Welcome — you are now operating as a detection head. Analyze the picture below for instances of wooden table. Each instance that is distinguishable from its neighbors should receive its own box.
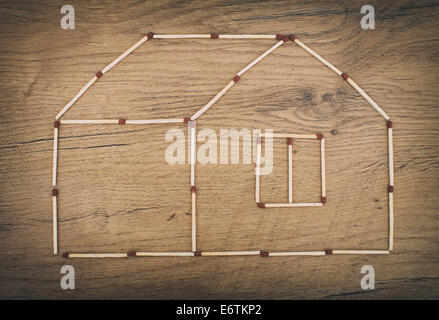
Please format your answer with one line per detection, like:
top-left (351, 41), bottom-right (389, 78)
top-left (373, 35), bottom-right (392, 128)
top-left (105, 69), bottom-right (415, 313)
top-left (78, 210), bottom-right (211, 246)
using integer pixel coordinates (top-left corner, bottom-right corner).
top-left (0, 0), bottom-right (438, 299)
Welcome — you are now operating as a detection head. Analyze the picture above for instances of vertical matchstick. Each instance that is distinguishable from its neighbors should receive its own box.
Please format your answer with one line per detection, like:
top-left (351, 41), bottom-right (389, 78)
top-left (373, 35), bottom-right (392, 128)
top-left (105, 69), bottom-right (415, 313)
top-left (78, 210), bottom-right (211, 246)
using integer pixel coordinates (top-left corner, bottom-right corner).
top-left (192, 186), bottom-right (197, 252)
top-left (255, 135), bottom-right (261, 203)
top-left (189, 121), bottom-right (196, 186)
top-left (52, 121), bottom-right (59, 186)
top-left (388, 120), bottom-right (394, 251)
top-left (320, 136), bottom-right (326, 203)
top-left (288, 138), bottom-right (293, 203)
top-left (52, 189), bottom-right (58, 254)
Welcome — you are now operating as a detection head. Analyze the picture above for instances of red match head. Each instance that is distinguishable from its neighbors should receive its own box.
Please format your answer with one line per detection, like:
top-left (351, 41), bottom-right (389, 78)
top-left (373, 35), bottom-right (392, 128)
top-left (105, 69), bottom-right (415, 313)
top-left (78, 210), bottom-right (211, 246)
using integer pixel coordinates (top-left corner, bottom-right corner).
top-left (210, 33), bottom-right (219, 39)
top-left (62, 252), bottom-right (69, 258)
top-left (146, 32), bottom-right (154, 39)
top-left (96, 71), bottom-right (103, 79)
top-left (260, 251), bottom-right (269, 257)
top-left (316, 133), bottom-right (324, 140)
top-left (388, 185), bottom-right (394, 193)
top-left (191, 186), bottom-right (197, 193)
top-left (287, 138), bottom-right (293, 145)
top-left (53, 121), bottom-right (60, 128)
top-left (275, 34), bottom-right (283, 40)
top-left (282, 36), bottom-right (289, 42)
top-left (321, 196), bottom-right (327, 204)
top-left (289, 34), bottom-right (297, 41)
top-left (233, 75), bottom-right (240, 83)
top-left (118, 119), bottom-right (126, 124)
top-left (184, 117), bottom-right (190, 123)
top-left (194, 251), bottom-right (202, 257)
top-left (341, 73), bottom-right (349, 81)
top-left (325, 249), bottom-right (333, 255)
top-left (257, 203), bottom-right (265, 208)
top-left (387, 120), bottom-right (393, 128)
top-left (127, 251), bottom-right (137, 257)
top-left (52, 189), bottom-right (58, 197)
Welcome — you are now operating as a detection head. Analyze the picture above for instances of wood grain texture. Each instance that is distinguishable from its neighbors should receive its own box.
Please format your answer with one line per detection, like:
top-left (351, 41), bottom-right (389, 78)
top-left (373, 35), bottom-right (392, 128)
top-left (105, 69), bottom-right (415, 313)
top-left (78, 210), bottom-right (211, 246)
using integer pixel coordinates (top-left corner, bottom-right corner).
top-left (0, 0), bottom-right (439, 299)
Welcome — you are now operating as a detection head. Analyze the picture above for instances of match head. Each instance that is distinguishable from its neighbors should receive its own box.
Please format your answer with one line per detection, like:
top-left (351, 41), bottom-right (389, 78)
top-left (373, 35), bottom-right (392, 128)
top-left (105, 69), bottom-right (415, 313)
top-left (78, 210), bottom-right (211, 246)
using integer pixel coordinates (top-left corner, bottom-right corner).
top-left (233, 75), bottom-right (240, 83)
top-left (191, 186), bottom-right (197, 193)
top-left (275, 34), bottom-right (283, 40)
top-left (210, 33), bottom-right (219, 39)
top-left (321, 196), bottom-right (327, 204)
top-left (127, 251), bottom-right (137, 257)
top-left (146, 32), bottom-right (154, 39)
top-left (118, 119), bottom-right (126, 124)
top-left (388, 185), bottom-right (394, 193)
top-left (194, 251), bottom-right (202, 257)
top-left (325, 249), bottom-right (333, 255)
top-left (282, 36), bottom-right (289, 42)
top-left (53, 120), bottom-right (60, 128)
top-left (62, 252), bottom-right (69, 258)
top-left (287, 138), bottom-right (293, 145)
top-left (316, 133), bottom-right (324, 140)
top-left (260, 250), bottom-right (269, 257)
top-left (257, 202), bottom-right (266, 208)
top-left (387, 120), bottom-right (393, 128)
top-left (96, 71), bottom-right (103, 79)
top-left (289, 34), bottom-right (297, 41)
top-left (184, 117), bottom-right (190, 123)
top-left (341, 73), bottom-right (349, 81)
top-left (52, 189), bottom-right (58, 197)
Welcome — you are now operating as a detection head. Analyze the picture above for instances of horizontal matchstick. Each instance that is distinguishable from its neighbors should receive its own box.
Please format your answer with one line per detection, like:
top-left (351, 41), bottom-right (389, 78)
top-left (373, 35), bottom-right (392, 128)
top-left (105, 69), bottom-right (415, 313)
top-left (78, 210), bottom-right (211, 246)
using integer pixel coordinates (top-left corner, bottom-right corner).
top-left (154, 34), bottom-right (211, 39)
top-left (260, 133), bottom-right (319, 139)
top-left (332, 250), bottom-right (390, 255)
top-left (63, 253), bottom-right (128, 258)
top-left (218, 35), bottom-right (277, 39)
top-left (60, 119), bottom-right (184, 124)
top-left (132, 252), bottom-right (195, 257)
top-left (263, 203), bottom-right (323, 208)
top-left (268, 251), bottom-right (326, 256)
top-left (101, 34), bottom-right (150, 74)
top-left (345, 77), bottom-right (390, 121)
top-left (237, 40), bottom-right (284, 77)
top-left (201, 251), bottom-right (261, 256)
top-left (190, 80), bottom-right (235, 120)
top-left (293, 38), bottom-right (343, 76)
top-left (55, 77), bottom-right (97, 119)
top-left (125, 119), bottom-right (184, 124)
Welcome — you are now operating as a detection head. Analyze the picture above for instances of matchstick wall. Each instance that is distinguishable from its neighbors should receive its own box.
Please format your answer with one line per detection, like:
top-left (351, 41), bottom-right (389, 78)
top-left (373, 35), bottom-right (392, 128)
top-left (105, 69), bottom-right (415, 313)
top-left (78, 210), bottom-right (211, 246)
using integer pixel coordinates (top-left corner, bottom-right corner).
top-left (52, 33), bottom-right (394, 258)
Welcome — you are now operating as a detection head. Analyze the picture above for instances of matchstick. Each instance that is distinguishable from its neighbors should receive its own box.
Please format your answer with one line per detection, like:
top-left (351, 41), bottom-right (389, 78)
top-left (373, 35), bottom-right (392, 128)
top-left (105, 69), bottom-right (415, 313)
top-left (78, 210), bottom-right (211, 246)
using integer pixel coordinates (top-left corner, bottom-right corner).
top-left (201, 251), bottom-right (261, 256)
top-left (125, 119), bottom-right (184, 124)
top-left (192, 186), bottom-right (197, 252)
top-left (260, 133), bottom-right (318, 139)
top-left (189, 121), bottom-right (196, 186)
top-left (218, 35), bottom-right (277, 39)
top-left (320, 138), bottom-right (326, 202)
top-left (63, 253), bottom-right (128, 258)
top-left (255, 135), bottom-right (261, 203)
top-left (129, 251), bottom-right (194, 257)
top-left (60, 120), bottom-right (119, 124)
top-left (56, 76), bottom-right (97, 119)
top-left (263, 203), bottom-right (323, 208)
top-left (190, 80), bottom-right (235, 120)
top-left (388, 121), bottom-right (394, 187)
top-left (268, 251), bottom-right (326, 256)
top-left (389, 191), bottom-right (394, 251)
top-left (292, 38), bottom-right (342, 76)
top-left (52, 189), bottom-right (58, 254)
top-left (332, 250), bottom-right (390, 255)
top-left (345, 77), bottom-right (391, 121)
top-left (288, 138), bottom-right (293, 203)
top-left (237, 40), bottom-right (285, 77)
top-left (52, 121), bottom-right (59, 186)
top-left (154, 34), bottom-right (211, 39)
top-left (101, 34), bottom-right (150, 74)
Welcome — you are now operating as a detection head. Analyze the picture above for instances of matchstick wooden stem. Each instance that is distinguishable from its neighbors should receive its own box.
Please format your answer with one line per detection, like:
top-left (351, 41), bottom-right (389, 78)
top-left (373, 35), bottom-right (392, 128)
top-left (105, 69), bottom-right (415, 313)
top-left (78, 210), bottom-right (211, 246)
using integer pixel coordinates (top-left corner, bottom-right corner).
top-left (191, 80), bottom-right (235, 120)
top-left (389, 192), bottom-right (394, 251)
top-left (288, 143), bottom-right (293, 203)
top-left (66, 253), bottom-right (128, 258)
top-left (332, 250), bottom-right (390, 255)
top-left (269, 251), bottom-right (326, 256)
top-left (255, 137), bottom-right (261, 202)
top-left (346, 78), bottom-right (391, 121)
top-left (56, 77), bottom-right (97, 120)
top-left (218, 35), bottom-right (277, 39)
top-left (237, 40), bottom-right (284, 77)
top-left (321, 138), bottom-right (326, 198)
top-left (293, 39), bottom-right (342, 76)
top-left (125, 119), bottom-right (184, 124)
top-left (260, 133), bottom-right (318, 139)
top-left (52, 127), bottom-right (58, 186)
top-left (264, 203), bottom-right (323, 208)
top-left (388, 127), bottom-right (394, 186)
top-left (190, 121), bottom-right (196, 186)
top-left (192, 191), bottom-right (197, 252)
top-left (60, 120), bottom-right (118, 124)
top-left (52, 194), bottom-right (58, 254)
top-left (154, 34), bottom-right (211, 39)
top-left (60, 119), bottom-right (185, 124)
top-left (201, 251), bottom-right (261, 256)
top-left (135, 252), bottom-right (194, 257)
top-left (101, 35), bottom-right (149, 74)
